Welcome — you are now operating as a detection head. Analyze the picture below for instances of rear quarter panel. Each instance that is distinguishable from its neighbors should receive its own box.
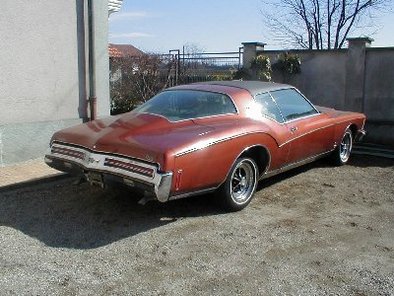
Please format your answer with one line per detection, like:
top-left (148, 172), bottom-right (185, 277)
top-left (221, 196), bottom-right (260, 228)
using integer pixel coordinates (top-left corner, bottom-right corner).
top-left (332, 112), bottom-right (366, 144)
top-left (171, 132), bottom-right (283, 196)
top-left (317, 106), bottom-right (366, 144)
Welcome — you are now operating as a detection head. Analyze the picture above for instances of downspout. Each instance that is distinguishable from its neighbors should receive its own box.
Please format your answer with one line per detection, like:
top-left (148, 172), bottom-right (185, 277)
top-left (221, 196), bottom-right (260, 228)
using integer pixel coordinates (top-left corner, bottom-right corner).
top-left (87, 0), bottom-right (97, 121)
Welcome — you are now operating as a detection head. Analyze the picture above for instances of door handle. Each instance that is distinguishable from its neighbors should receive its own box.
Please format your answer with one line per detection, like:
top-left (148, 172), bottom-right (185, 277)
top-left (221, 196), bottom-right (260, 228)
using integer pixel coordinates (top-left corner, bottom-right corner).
top-left (290, 126), bottom-right (298, 133)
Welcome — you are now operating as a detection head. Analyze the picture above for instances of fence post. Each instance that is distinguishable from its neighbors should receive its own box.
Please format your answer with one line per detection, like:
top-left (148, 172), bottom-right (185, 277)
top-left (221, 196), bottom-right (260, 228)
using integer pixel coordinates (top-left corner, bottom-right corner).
top-left (344, 37), bottom-right (373, 112)
top-left (242, 42), bottom-right (266, 73)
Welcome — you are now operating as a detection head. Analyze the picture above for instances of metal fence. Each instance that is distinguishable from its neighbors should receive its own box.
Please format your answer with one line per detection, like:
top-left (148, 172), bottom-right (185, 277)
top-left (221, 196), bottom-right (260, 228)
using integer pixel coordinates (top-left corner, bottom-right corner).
top-left (158, 48), bottom-right (243, 87)
top-left (109, 48), bottom-right (243, 114)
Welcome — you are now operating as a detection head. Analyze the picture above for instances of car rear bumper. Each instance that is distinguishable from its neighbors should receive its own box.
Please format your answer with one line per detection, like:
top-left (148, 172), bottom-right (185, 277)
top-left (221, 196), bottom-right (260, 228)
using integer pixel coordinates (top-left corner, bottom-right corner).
top-left (44, 142), bottom-right (173, 202)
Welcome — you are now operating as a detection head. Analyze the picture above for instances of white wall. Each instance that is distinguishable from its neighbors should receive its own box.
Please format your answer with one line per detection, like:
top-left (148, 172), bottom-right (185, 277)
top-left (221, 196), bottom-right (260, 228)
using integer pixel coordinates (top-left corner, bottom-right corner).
top-left (0, 0), bottom-right (110, 166)
top-left (0, 1), bottom-right (80, 124)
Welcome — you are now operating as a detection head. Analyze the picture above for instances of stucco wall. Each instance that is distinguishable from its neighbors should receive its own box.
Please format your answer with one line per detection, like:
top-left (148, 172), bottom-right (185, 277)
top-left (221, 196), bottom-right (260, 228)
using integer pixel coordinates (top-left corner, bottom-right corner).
top-left (94, 0), bottom-right (111, 117)
top-left (262, 50), bottom-right (347, 109)
top-left (0, 1), bottom-right (80, 124)
top-left (363, 48), bottom-right (394, 145)
top-left (364, 49), bottom-right (394, 122)
top-left (248, 41), bottom-right (394, 146)
top-left (0, 0), bottom-right (110, 166)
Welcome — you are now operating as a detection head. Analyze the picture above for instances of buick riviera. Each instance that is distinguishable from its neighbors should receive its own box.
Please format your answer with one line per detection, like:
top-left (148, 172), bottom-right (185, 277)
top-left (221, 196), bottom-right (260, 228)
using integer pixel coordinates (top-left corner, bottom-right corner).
top-left (45, 81), bottom-right (366, 211)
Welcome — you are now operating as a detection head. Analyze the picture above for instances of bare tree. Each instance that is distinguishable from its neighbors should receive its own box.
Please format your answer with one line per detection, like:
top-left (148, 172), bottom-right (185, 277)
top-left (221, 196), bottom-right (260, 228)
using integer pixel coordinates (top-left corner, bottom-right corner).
top-left (262, 0), bottom-right (389, 49)
top-left (181, 43), bottom-right (206, 76)
top-left (110, 54), bottom-right (172, 114)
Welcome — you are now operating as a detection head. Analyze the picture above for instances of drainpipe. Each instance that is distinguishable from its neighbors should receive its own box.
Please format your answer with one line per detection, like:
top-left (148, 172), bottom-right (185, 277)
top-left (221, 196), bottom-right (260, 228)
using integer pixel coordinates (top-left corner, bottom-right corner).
top-left (87, 0), bottom-right (97, 120)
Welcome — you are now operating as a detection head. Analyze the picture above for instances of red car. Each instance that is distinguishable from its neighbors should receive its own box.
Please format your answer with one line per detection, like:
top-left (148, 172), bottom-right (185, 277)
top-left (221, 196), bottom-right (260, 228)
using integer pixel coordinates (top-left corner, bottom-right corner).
top-left (45, 81), bottom-right (366, 211)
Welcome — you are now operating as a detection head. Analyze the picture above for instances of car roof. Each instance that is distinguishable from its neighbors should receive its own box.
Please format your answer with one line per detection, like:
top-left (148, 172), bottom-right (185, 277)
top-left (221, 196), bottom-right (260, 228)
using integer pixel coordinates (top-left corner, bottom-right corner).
top-left (168, 80), bottom-right (294, 96)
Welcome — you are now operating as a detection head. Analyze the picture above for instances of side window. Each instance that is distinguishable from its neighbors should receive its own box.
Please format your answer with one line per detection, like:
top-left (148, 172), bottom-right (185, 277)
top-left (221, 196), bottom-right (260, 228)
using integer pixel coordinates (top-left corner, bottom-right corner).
top-left (255, 93), bottom-right (285, 123)
top-left (270, 89), bottom-right (318, 121)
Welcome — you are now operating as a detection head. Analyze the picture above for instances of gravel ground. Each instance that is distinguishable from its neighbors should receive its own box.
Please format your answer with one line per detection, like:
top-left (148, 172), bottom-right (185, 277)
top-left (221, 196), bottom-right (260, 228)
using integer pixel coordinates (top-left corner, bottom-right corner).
top-left (0, 155), bottom-right (393, 296)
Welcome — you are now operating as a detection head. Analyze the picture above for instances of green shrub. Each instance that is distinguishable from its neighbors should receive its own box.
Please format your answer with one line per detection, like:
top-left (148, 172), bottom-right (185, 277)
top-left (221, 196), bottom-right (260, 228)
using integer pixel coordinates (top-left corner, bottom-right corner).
top-left (272, 53), bottom-right (301, 81)
top-left (232, 68), bottom-right (251, 80)
top-left (251, 55), bottom-right (272, 81)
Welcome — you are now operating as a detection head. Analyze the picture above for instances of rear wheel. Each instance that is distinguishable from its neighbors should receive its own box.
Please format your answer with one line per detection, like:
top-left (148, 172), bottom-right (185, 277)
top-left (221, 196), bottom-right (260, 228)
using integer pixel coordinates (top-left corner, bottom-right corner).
top-left (218, 157), bottom-right (258, 211)
top-left (332, 128), bottom-right (353, 165)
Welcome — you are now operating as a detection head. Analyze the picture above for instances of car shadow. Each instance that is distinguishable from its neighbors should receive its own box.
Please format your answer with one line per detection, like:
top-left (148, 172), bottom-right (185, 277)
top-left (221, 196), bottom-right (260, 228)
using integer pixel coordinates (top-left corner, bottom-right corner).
top-left (256, 154), bottom-right (393, 191)
top-left (0, 178), bottom-right (222, 250)
top-left (1, 155), bottom-right (390, 250)
top-left (348, 154), bottom-right (394, 168)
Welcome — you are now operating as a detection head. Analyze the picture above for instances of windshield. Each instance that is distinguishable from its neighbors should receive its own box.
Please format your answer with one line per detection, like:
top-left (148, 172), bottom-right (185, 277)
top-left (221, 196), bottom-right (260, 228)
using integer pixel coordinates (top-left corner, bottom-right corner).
top-left (134, 90), bottom-right (237, 121)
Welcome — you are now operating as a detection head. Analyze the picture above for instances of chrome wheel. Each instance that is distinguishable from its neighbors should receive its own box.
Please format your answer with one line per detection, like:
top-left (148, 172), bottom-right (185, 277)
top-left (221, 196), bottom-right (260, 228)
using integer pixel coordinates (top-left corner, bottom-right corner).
top-left (339, 130), bottom-right (352, 163)
top-left (218, 157), bottom-right (259, 211)
top-left (332, 128), bottom-right (353, 165)
top-left (229, 159), bottom-right (257, 205)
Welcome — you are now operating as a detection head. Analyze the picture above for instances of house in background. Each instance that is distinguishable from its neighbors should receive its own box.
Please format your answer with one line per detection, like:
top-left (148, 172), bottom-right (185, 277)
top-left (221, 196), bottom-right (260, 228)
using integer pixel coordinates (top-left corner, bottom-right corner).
top-left (0, 0), bottom-right (123, 166)
top-left (109, 43), bottom-right (145, 84)
top-left (109, 43), bottom-right (144, 58)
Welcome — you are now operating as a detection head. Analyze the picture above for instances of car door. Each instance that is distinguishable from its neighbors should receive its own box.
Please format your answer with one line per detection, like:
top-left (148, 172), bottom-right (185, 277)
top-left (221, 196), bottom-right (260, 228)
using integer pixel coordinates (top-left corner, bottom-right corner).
top-left (270, 88), bottom-right (335, 164)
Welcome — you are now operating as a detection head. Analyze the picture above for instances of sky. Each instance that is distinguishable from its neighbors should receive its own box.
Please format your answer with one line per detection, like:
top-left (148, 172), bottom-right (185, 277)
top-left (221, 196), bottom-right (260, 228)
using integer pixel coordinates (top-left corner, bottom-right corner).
top-left (109, 0), bottom-right (394, 54)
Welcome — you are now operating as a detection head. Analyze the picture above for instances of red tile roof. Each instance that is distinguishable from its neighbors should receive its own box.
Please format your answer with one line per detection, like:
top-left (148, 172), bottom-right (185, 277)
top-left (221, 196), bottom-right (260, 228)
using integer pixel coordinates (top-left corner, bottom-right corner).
top-left (108, 43), bottom-right (144, 58)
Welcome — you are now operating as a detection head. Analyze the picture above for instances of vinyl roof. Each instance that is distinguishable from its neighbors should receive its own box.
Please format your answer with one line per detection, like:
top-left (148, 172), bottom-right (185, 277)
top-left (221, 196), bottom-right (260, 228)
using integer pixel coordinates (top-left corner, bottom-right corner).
top-left (172, 81), bottom-right (294, 96)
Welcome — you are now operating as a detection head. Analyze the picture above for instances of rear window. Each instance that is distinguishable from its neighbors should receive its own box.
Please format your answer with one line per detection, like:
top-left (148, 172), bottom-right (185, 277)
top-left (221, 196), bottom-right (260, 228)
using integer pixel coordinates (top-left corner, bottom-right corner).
top-left (135, 90), bottom-right (237, 121)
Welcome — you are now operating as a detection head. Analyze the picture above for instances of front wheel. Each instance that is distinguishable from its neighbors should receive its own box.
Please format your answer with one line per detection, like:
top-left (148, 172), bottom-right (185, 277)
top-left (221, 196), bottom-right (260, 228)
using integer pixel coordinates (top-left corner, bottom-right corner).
top-left (332, 128), bottom-right (353, 165)
top-left (218, 157), bottom-right (258, 212)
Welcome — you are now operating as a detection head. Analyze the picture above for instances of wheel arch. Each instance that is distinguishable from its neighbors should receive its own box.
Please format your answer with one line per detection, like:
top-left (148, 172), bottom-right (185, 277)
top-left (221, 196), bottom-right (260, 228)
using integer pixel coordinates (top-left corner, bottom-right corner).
top-left (236, 145), bottom-right (271, 178)
top-left (348, 123), bottom-right (358, 139)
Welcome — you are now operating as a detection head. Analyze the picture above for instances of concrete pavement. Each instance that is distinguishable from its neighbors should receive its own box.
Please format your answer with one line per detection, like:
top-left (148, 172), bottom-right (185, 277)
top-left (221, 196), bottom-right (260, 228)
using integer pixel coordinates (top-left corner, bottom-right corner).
top-left (0, 158), bottom-right (64, 188)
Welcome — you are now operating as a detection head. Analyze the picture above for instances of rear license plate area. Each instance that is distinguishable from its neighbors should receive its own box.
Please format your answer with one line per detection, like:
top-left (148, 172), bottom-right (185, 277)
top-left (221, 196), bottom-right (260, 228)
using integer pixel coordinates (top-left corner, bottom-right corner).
top-left (86, 171), bottom-right (105, 188)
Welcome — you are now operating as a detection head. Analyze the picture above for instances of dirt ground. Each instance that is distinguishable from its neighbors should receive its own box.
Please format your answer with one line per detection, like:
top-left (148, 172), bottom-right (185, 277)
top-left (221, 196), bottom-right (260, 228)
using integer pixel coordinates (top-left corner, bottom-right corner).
top-left (0, 155), bottom-right (393, 296)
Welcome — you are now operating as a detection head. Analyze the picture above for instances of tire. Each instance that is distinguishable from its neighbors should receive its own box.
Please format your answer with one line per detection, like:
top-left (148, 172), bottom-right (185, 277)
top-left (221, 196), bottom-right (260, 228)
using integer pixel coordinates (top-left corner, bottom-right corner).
top-left (218, 157), bottom-right (258, 212)
top-left (332, 128), bottom-right (353, 165)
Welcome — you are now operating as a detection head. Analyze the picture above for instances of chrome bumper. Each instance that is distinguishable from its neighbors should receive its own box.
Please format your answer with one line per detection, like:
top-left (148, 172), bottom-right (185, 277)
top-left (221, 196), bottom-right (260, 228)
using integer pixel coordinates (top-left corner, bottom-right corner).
top-left (44, 142), bottom-right (173, 202)
top-left (355, 129), bottom-right (366, 142)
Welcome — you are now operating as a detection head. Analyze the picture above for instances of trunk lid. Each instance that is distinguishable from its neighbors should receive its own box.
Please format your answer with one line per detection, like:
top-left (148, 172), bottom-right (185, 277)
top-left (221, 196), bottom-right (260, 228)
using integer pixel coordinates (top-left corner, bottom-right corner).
top-left (52, 112), bottom-right (247, 167)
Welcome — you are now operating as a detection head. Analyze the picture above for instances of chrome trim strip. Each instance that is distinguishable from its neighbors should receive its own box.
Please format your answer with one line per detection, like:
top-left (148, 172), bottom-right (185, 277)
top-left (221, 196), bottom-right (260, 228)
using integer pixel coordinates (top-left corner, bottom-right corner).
top-left (278, 123), bottom-right (336, 148)
top-left (53, 140), bottom-right (160, 169)
top-left (48, 143), bottom-right (157, 181)
top-left (254, 109), bottom-right (321, 126)
top-left (262, 149), bottom-right (334, 179)
top-left (137, 111), bottom-right (238, 124)
top-left (355, 129), bottom-right (366, 142)
top-left (283, 112), bottom-right (321, 124)
top-left (169, 187), bottom-right (217, 201)
top-left (174, 130), bottom-right (270, 157)
top-left (278, 119), bottom-right (362, 148)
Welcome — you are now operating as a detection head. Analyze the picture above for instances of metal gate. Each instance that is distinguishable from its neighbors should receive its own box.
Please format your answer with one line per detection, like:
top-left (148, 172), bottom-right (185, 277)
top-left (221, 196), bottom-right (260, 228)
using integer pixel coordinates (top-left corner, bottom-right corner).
top-left (159, 48), bottom-right (243, 87)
